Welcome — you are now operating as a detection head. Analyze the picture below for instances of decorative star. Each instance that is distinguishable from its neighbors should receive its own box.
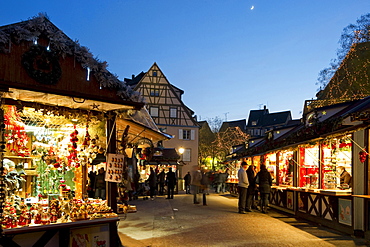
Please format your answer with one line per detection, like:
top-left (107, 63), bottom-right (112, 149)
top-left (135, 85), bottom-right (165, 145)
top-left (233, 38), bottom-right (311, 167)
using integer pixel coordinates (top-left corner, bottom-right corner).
top-left (322, 111), bottom-right (327, 115)
top-left (106, 111), bottom-right (115, 120)
top-left (90, 103), bottom-right (100, 110)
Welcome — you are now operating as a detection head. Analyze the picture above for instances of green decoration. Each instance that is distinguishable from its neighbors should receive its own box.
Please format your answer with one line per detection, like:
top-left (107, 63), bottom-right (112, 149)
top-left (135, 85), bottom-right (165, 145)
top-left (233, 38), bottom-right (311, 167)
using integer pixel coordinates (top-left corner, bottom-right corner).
top-left (21, 44), bottom-right (62, 85)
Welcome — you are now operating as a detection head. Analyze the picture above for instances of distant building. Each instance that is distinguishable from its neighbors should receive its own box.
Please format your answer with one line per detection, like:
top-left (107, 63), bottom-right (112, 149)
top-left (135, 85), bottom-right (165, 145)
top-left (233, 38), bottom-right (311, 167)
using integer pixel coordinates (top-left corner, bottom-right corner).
top-left (125, 63), bottom-right (199, 176)
top-left (246, 105), bottom-right (293, 138)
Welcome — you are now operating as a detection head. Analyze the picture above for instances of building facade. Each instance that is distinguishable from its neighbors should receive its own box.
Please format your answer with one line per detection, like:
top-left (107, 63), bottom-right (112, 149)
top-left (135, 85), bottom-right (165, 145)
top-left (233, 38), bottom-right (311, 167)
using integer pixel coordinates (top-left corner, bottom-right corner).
top-left (125, 63), bottom-right (199, 181)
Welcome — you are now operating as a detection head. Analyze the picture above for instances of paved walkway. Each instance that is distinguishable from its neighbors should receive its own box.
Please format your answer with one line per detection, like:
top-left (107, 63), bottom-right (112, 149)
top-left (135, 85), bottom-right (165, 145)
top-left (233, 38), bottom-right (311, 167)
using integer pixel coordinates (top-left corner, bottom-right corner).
top-left (117, 192), bottom-right (370, 247)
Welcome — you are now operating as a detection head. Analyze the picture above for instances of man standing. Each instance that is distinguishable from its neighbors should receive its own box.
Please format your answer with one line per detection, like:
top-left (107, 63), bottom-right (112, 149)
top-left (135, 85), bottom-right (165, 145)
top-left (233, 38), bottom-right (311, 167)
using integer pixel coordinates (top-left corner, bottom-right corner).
top-left (246, 165), bottom-right (256, 212)
top-left (237, 162), bottom-right (249, 214)
top-left (166, 168), bottom-right (177, 199)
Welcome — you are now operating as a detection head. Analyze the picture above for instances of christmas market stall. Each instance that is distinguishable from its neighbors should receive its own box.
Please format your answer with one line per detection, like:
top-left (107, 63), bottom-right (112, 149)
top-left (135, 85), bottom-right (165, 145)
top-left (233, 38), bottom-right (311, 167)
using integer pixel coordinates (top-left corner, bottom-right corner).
top-left (0, 14), bottom-right (158, 246)
top-left (237, 97), bottom-right (370, 237)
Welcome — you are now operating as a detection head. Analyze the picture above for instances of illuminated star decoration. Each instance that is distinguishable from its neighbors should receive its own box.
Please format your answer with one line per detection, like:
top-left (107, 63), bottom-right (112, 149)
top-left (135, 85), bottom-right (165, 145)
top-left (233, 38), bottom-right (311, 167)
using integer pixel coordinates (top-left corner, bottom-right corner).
top-left (322, 111), bottom-right (327, 115)
top-left (90, 103), bottom-right (100, 110)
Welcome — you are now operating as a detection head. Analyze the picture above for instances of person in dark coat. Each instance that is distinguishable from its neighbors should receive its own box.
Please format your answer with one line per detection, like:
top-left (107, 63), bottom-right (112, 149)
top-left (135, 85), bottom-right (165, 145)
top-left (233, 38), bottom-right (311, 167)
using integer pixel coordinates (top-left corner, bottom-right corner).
top-left (184, 172), bottom-right (191, 194)
top-left (147, 167), bottom-right (157, 200)
top-left (87, 171), bottom-right (96, 198)
top-left (94, 167), bottom-right (106, 200)
top-left (255, 164), bottom-right (272, 213)
top-left (157, 169), bottom-right (166, 195)
top-left (245, 165), bottom-right (256, 212)
top-left (166, 168), bottom-right (177, 199)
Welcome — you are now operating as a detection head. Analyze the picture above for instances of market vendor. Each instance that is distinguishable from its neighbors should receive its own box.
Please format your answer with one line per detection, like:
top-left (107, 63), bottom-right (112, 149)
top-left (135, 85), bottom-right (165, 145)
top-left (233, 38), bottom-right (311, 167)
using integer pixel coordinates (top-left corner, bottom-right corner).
top-left (338, 166), bottom-right (352, 188)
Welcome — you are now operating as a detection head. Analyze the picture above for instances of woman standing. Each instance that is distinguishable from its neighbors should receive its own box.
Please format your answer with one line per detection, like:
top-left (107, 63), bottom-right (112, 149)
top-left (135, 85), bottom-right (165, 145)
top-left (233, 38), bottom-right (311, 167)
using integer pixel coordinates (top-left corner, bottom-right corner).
top-left (255, 164), bottom-right (272, 214)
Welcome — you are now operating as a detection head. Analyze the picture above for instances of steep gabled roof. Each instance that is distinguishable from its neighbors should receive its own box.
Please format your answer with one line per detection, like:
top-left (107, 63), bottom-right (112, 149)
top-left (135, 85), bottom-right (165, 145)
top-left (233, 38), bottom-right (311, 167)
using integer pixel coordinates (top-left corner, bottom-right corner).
top-left (247, 107), bottom-right (291, 128)
top-left (247, 108), bottom-right (269, 127)
top-left (261, 111), bottom-right (291, 126)
top-left (0, 13), bottom-right (142, 104)
top-left (220, 119), bottom-right (246, 133)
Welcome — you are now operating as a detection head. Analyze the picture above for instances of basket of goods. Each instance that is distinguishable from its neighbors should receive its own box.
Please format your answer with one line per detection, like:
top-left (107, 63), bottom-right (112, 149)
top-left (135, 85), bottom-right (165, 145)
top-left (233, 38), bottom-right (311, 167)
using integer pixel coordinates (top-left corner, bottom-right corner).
top-left (70, 201), bottom-right (88, 221)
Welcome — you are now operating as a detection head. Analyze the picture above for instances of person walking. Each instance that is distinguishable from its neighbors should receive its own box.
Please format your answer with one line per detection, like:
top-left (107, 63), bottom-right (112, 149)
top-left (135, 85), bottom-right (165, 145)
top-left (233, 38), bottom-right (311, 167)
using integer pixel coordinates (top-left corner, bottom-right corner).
top-left (147, 167), bottom-right (157, 200)
top-left (184, 172), bottom-right (191, 194)
top-left (190, 165), bottom-right (202, 204)
top-left (165, 168), bottom-right (177, 199)
top-left (255, 164), bottom-right (272, 213)
top-left (237, 162), bottom-right (249, 214)
top-left (157, 169), bottom-right (166, 195)
top-left (245, 165), bottom-right (256, 212)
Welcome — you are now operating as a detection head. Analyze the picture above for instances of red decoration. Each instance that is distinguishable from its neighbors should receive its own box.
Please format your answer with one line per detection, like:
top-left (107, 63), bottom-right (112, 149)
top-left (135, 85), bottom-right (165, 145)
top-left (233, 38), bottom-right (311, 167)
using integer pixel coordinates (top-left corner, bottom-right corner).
top-left (359, 151), bottom-right (368, 163)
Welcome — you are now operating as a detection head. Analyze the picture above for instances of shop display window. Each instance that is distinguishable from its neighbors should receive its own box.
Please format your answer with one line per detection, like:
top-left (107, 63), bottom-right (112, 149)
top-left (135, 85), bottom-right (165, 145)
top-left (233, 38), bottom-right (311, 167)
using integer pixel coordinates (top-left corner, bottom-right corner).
top-left (265, 153), bottom-right (276, 183)
top-left (1, 105), bottom-right (118, 229)
top-left (299, 145), bottom-right (319, 188)
top-left (321, 137), bottom-right (352, 190)
top-left (278, 151), bottom-right (294, 186)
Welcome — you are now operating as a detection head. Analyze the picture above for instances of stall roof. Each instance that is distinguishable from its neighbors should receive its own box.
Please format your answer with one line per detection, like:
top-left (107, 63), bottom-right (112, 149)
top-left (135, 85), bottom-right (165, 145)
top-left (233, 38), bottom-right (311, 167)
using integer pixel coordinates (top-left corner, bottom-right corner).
top-left (0, 14), bottom-right (144, 110)
top-left (117, 107), bottom-right (172, 144)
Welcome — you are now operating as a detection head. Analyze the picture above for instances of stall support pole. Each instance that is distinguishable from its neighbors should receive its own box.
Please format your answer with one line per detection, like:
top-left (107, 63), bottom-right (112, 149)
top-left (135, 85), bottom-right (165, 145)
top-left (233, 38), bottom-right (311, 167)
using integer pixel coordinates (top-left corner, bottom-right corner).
top-left (106, 112), bottom-right (118, 214)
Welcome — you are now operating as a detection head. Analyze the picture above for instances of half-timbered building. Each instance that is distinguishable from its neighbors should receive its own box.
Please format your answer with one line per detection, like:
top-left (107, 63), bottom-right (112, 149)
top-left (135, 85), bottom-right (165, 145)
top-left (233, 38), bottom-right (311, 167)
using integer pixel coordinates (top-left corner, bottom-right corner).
top-left (125, 63), bottom-right (199, 184)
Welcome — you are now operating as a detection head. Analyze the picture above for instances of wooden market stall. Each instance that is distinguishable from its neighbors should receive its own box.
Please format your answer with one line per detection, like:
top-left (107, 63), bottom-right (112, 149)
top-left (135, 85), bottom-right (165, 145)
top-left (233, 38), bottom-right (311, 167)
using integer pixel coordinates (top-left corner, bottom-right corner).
top-left (0, 14), bottom-right (167, 246)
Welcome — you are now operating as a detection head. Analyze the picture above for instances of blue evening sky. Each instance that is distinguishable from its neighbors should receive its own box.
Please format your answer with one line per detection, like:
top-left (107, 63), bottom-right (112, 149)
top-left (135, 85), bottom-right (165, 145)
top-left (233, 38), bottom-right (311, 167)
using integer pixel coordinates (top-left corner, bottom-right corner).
top-left (1, 1), bottom-right (369, 121)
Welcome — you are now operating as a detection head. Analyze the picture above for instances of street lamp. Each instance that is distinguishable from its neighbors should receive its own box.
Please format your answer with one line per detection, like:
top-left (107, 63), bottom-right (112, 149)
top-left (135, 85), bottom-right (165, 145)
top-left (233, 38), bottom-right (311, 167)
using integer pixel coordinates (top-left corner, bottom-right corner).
top-left (178, 147), bottom-right (185, 192)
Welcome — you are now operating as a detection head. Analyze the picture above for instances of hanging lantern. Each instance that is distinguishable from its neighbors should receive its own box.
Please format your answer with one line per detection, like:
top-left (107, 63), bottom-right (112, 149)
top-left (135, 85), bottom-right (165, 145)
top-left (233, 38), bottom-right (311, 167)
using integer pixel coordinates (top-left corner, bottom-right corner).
top-left (359, 150), bottom-right (368, 163)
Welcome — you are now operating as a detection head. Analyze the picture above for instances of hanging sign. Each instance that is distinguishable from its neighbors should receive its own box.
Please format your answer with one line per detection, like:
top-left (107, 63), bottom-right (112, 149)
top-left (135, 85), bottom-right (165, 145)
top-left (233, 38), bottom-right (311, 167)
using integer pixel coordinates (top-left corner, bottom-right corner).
top-left (105, 153), bottom-right (124, 182)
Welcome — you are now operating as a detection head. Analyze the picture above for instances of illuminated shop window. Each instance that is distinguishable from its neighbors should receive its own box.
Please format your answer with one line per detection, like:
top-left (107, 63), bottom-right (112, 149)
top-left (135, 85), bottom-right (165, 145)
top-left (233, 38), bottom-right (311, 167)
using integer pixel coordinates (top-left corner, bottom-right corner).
top-left (299, 145), bottom-right (319, 189)
top-left (278, 150), bottom-right (294, 186)
top-left (265, 153), bottom-right (277, 184)
top-left (321, 136), bottom-right (352, 190)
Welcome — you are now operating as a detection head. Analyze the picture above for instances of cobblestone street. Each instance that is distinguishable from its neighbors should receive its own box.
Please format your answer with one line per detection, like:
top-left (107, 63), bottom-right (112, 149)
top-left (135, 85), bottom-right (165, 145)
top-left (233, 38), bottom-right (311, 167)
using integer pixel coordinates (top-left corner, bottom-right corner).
top-left (117, 192), bottom-right (370, 247)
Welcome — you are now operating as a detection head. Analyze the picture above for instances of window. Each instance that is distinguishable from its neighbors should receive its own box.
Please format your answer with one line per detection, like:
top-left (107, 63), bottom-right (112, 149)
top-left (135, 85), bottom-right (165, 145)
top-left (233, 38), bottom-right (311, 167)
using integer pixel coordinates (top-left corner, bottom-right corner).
top-left (150, 107), bottom-right (159, 117)
top-left (170, 108), bottom-right (177, 118)
top-left (153, 71), bottom-right (157, 77)
top-left (150, 90), bottom-right (159, 96)
top-left (182, 148), bottom-right (191, 162)
top-left (252, 121), bottom-right (257, 126)
top-left (179, 129), bottom-right (195, 140)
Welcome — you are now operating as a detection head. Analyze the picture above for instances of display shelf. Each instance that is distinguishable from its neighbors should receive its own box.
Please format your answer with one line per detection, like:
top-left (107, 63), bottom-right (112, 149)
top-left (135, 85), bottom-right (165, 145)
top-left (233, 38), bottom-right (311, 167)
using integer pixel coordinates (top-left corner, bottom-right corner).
top-left (4, 156), bottom-right (34, 160)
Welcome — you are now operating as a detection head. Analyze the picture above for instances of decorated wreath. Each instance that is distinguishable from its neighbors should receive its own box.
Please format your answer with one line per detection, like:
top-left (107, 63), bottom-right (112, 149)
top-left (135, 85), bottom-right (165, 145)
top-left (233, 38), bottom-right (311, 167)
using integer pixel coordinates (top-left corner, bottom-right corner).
top-left (21, 44), bottom-right (62, 85)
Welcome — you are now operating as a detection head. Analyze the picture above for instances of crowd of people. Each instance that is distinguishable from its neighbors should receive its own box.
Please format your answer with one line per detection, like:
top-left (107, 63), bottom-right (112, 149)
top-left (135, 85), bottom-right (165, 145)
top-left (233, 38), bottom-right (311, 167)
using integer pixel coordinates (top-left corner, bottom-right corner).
top-left (238, 162), bottom-right (272, 214)
top-left (86, 163), bottom-right (273, 215)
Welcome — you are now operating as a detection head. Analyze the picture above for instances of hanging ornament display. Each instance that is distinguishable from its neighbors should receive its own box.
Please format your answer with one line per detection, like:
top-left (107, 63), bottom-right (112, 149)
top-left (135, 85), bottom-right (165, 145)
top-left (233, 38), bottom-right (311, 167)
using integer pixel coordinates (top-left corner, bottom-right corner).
top-left (359, 150), bottom-right (368, 163)
top-left (68, 125), bottom-right (80, 168)
top-left (4, 106), bottom-right (30, 156)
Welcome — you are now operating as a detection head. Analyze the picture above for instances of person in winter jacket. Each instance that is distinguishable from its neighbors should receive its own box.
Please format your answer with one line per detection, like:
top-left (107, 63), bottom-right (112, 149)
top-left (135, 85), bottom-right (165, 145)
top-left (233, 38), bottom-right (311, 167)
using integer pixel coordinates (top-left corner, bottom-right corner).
top-left (237, 162), bottom-right (249, 214)
top-left (255, 164), bottom-right (272, 213)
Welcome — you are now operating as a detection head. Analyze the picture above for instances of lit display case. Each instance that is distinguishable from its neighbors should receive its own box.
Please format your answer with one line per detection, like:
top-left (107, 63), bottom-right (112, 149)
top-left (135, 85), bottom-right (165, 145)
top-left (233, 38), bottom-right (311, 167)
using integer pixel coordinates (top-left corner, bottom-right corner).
top-left (278, 150), bottom-right (294, 186)
top-left (265, 153), bottom-right (277, 184)
top-left (299, 145), bottom-right (319, 188)
top-left (321, 136), bottom-right (352, 190)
